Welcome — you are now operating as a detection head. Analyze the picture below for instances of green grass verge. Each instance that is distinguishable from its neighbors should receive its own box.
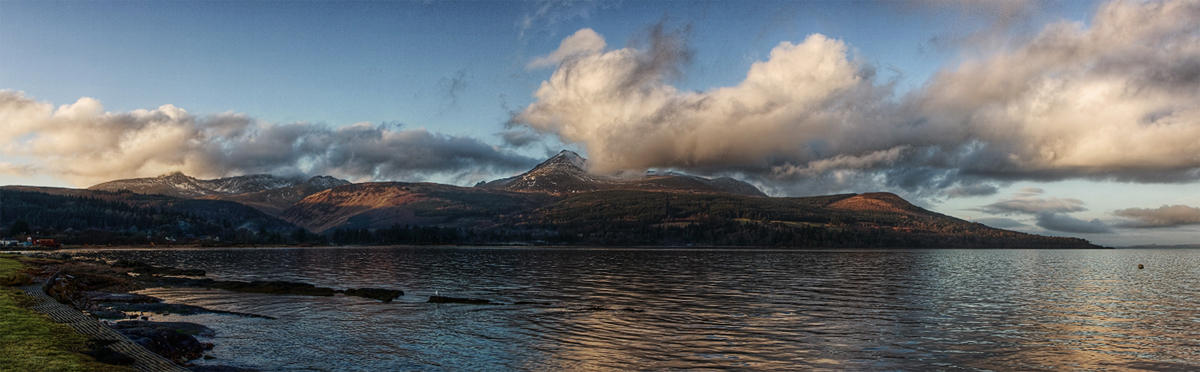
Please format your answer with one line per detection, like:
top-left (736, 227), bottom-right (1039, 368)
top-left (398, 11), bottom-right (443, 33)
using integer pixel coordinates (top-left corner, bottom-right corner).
top-left (0, 255), bottom-right (129, 371)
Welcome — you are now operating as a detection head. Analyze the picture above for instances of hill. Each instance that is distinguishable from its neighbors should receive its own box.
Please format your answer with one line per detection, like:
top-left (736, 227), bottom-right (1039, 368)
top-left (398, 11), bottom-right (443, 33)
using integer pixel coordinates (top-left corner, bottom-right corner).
top-left (508, 190), bottom-right (1096, 248)
top-left (0, 187), bottom-right (301, 245)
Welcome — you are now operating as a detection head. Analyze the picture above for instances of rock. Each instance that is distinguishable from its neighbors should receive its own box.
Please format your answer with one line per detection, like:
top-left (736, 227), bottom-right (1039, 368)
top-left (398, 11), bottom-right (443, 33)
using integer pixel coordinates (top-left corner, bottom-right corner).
top-left (111, 321), bottom-right (214, 363)
top-left (44, 263), bottom-right (139, 308)
top-left (85, 291), bottom-right (162, 304)
top-left (151, 277), bottom-right (337, 297)
top-left (82, 339), bottom-right (135, 366)
top-left (104, 302), bottom-right (276, 319)
top-left (343, 288), bottom-right (403, 302)
top-left (87, 309), bottom-right (128, 320)
top-left (428, 295), bottom-right (492, 305)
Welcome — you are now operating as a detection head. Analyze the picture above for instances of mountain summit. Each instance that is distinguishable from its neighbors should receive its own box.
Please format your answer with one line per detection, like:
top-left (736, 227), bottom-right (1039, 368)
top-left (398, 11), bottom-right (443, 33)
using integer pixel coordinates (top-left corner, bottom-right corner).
top-left (477, 150), bottom-right (609, 194)
top-left (478, 150), bottom-right (766, 197)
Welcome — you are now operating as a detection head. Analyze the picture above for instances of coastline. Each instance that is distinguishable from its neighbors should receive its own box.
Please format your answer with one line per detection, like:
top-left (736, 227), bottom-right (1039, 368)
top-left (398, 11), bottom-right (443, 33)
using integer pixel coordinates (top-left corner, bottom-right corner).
top-left (0, 254), bottom-right (132, 371)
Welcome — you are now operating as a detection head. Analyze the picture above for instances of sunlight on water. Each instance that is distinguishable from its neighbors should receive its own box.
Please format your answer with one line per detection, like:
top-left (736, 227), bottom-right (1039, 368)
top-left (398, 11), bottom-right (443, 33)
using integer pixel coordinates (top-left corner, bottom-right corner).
top-left (76, 247), bottom-right (1199, 371)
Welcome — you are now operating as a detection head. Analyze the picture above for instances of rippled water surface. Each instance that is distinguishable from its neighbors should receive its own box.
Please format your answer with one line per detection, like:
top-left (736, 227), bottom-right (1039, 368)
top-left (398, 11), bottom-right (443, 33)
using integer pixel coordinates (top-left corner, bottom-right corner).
top-left (74, 247), bottom-right (1198, 371)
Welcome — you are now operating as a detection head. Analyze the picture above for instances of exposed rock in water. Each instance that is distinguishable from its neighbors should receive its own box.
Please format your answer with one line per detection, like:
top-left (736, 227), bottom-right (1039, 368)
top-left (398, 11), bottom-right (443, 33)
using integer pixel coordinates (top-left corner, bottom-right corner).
top-left (85, 291), bottom-right (162, 304)
top-left (102, 302), bottom-right (276, 319)
top-left (428, 295), bottom-right (492, 305)
top-left (149, 277), bottom-right (337, 297)
top-left (342, 288), bottom-right (403, 302)
top-left (112, 321), bottom-right (214, 363)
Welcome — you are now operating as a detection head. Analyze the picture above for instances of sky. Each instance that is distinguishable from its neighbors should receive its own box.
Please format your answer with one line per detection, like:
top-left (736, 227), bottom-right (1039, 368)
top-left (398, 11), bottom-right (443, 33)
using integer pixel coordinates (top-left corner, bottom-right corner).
top-left (2, 0), bottom-right (1199, 246)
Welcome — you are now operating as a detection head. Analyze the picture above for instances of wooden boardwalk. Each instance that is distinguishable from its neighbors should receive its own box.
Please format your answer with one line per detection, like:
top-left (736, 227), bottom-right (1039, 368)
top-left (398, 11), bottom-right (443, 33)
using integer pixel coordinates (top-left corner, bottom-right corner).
top-left (19, 284), bottom-right (190, 372)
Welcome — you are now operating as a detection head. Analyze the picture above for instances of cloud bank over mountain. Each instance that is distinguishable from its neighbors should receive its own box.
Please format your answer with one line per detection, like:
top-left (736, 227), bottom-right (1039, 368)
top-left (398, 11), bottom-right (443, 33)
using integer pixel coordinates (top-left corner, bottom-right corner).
top-left (0, 91), bottom-right (537, 185)
top-left (513, 0), bottom-right (1200, 196)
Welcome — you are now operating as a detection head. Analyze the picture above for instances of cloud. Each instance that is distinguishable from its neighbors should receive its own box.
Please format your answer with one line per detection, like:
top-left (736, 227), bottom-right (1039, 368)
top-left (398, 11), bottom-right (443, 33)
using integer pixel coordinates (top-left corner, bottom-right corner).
top-left (438, 69), bottom-right (470, 108)
top-left (913, 0), bottom-right (1042, 52)
top-left (0, 162), bottom-right (35, 176)
top-left (976, 188), bottom-right (1086, 215)
top-left (1114, 204), bottom-right (1200, 228)
top-left (944, 183), bottom-right (999, 198)
top-left (0, 90), bottom-right (537, 186)
top-left (979, 197), bottom-right (1086, 215)
top-left (974, 188), bottom-right (1109, 234)
top-left (527, 28), bottom-right (607, 69)
top-left (516, 25), bottom-right (885, 174)
top-left (517, 0), bottom-right (608, 40)
top-left (512, 0), bottom-right (1200, 197)
top-left (1035, 213), bottom-right (1112, 234)
top-left (498, 128), bottom-right (544, 148)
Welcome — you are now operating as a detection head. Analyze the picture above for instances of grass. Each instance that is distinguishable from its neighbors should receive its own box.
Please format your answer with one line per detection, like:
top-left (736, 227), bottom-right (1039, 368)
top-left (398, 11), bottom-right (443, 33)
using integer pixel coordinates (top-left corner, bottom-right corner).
top-left (0, 254), bottom-right (129, 372)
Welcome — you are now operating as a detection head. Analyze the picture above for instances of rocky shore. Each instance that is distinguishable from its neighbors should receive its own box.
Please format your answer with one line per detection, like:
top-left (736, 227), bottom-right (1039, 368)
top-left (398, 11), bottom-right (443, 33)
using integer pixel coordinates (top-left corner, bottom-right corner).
top-left (16, 253), bottom-right (406, 370)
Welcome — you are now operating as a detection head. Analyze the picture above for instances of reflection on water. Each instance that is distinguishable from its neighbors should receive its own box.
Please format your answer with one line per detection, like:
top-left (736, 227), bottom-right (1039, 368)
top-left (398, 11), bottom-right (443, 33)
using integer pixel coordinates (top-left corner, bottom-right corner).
top-left (75, 247), bottom-right (1199, 371)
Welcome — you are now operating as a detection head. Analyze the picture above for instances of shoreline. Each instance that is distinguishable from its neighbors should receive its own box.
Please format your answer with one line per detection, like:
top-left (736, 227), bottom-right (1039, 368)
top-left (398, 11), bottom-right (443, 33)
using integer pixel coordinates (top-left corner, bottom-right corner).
top-left (17, 281), bottom-right (187, 371)
top-left (0, 252), bottom-right (401, 370)
top-left (5, 243), bottom-right (1122, 254)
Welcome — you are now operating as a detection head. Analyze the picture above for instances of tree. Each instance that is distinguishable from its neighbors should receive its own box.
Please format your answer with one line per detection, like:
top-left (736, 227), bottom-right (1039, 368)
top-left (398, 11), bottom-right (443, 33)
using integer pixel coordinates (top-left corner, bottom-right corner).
top-left (9, 220), bottom-right (30, 236)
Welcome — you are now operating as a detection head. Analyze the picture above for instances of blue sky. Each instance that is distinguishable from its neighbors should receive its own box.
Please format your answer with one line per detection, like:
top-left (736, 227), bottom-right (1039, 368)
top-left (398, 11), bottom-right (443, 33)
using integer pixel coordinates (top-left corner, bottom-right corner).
top-left (4, 0), bottom-right (1200, 246)
top-left (1, 1), bottom-right (1096, 131)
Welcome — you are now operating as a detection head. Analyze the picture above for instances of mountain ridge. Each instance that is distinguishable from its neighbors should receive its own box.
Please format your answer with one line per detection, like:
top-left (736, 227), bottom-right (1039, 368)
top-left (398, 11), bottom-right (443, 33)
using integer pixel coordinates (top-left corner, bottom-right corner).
top-left (89, 172), bottom-right (350, 198)
top-left (478, 150), bottom-right (767, 197)
top-left (2, 151), bottom-right (1102, 248)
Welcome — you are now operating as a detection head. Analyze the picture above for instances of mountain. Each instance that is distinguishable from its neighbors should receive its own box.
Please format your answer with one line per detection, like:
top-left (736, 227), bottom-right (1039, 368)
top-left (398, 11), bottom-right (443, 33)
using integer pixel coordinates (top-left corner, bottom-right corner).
top-left (281, 182), bottom-right (553, 233)
top-left (200, 176), bottom-right (351, 215)
top-left (89, 172), bottom-right (349, 198)
top-left (89, 172), bottom-right (350, 215)
top-left (478, 150), bottom-right (766, 197)
top-left (3, 151), bottom-right (1102, 248)
top-left (517, 190), bottom-right (1097, 248)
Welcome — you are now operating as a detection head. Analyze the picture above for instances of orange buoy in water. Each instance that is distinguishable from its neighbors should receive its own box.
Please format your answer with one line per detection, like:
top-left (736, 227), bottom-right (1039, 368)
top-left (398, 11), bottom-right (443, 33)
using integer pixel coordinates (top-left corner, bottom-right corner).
top-left (1138, 264), bottom-right (1144, 269)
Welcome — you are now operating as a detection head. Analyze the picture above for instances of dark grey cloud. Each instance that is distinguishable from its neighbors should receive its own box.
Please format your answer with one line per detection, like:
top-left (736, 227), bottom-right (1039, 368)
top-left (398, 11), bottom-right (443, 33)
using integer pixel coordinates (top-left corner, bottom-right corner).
top-left (1114, 205), bottom-right (1200, 228)
top-left (944, 183), bottom-right (999, 198)
top-left (1036, 213), bottom-right (1112, 234)
top-left (498, 128), bottom-right (544, 148)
